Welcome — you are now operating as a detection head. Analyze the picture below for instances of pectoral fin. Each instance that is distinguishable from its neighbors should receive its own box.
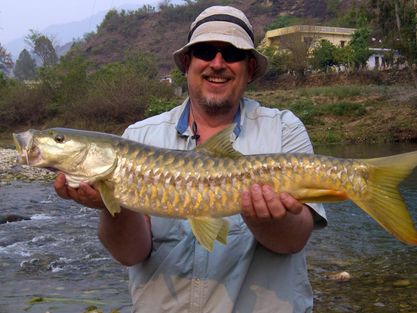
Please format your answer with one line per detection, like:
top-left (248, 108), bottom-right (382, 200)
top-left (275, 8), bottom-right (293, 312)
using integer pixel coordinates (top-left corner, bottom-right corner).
top-left (95, 181), bottom-right (121, 216)
top-left (188, 217), bottom-right (230, 251)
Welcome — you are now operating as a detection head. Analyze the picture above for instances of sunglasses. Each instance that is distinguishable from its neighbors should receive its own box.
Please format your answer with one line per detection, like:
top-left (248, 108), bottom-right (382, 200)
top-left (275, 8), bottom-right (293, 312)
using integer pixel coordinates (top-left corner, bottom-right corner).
top-left (190, 43), bottom-right (248, 63)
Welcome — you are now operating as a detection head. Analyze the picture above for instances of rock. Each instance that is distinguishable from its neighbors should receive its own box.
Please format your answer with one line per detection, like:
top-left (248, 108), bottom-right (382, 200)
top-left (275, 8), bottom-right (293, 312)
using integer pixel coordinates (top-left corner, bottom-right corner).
top-left (326, 271), bottom-right (351, 282)
top-left (0, 214), bottom-right (31, 224)
top-left (0, 148), bottom-right (56, 183)
top-left (392, 279), bottom-right (411, 287)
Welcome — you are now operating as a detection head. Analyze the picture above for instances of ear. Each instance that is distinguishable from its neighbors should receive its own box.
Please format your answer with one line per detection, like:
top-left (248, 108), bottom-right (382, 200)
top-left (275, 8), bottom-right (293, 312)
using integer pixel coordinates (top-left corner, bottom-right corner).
top-left (184, 54), bottom-right (191, 74)
top-left (247, 57), bottom-right (257, 83)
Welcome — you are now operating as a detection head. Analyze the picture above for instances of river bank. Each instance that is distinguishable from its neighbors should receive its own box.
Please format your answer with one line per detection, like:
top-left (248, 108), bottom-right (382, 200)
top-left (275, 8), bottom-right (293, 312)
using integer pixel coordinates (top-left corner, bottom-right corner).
top-left (2, 84), bottom-right (417, 146)
top-left (247, 84), bottom-right (417, 144)
top-left (0, 149), bottom-right (56, 184)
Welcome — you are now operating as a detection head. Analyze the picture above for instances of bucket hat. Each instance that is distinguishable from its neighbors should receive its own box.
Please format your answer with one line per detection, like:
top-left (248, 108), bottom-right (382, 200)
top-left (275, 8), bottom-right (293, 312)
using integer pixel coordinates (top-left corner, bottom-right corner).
top-left (173, 6), bottom-right (268, 81)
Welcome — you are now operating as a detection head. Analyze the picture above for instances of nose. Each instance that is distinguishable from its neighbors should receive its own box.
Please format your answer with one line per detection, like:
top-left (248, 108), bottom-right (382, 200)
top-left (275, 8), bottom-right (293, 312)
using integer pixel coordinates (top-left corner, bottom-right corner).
top-left (209, 52), bottom-right (227, 68)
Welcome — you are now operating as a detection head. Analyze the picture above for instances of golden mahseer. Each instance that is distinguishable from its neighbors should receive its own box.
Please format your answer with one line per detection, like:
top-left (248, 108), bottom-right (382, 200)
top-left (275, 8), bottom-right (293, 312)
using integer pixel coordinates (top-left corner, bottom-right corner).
top-left (13, 126), bottom-right (417, 251)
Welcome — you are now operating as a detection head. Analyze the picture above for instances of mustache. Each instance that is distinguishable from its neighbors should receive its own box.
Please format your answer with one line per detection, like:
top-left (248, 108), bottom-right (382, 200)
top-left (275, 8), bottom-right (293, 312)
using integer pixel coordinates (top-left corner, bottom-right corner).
top-left (202, 69), bottom-right (233, 79)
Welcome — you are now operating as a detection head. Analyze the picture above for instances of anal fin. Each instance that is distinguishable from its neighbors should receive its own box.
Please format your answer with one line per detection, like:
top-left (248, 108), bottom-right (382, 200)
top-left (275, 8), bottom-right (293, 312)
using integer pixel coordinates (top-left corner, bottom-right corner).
top-left (188, 217), bottom-right (230, 251)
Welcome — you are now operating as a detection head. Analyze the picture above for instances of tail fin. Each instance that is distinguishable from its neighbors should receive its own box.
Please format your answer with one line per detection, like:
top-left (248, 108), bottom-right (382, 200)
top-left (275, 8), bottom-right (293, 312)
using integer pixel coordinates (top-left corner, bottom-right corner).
top-left (352, 151), bottom-right (417, 245)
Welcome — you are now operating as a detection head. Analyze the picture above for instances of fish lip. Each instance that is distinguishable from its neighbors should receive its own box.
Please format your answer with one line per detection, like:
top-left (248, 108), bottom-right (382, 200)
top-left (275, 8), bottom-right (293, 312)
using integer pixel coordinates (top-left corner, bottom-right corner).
top-left (12, 133), bottom-right (23, 155)
top-left (12, 130), bottom-right (39, 165)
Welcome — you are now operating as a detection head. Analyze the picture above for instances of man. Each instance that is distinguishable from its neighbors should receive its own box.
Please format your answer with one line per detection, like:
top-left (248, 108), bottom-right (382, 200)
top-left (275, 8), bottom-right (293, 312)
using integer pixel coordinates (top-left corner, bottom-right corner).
top-left (54, 6), bottom-right (326, 313)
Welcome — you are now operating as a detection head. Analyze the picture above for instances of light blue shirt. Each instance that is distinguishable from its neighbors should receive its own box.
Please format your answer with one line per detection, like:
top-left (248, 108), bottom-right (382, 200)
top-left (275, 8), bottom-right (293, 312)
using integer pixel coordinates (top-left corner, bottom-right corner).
top-left (123, 97), bottom-right (326, 313)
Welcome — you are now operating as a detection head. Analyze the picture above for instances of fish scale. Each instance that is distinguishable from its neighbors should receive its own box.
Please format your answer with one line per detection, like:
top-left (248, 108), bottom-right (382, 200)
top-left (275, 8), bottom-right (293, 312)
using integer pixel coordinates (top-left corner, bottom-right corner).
top-left (115, 148), bottom-right (367, 218)
top-left (13, 126), bottom-right (417, 251)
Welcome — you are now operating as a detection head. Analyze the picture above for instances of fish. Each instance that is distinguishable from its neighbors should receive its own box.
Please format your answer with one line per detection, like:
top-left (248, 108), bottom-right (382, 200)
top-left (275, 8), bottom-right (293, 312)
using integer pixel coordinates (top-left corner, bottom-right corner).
top-left (13, 126), bottom-right (417, 251)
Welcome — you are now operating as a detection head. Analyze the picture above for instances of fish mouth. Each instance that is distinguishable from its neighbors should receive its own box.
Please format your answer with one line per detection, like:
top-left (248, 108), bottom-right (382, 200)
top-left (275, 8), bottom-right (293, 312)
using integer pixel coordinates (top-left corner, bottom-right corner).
top-left (12, 130), bottom-right (41, 165)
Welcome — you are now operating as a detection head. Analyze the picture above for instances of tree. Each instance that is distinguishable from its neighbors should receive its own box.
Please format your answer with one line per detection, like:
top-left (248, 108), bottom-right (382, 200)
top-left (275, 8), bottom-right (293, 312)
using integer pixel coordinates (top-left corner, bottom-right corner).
top-left (14, 49), bottom-right (37, 81)
top-left (349, 27), bottom-right (372, 70)
top-left (259, 46), bottom-right (291, 80)
top-left (333, 45), bottom-right (355, 72)
top-left (278, 33), bottom-right (312, 78)
top-left (25, 30), bottom-right (58, 68)
top-left (124, 51), bottom-right (158, 79)
top-left (171, 68), bottom-right (187, 90)
top-left (369, 0), bottom-right (417, 87)
top-left (310, 39), bottom-right (337, 72)
top-left (0, 43), bottom-right (14, 75)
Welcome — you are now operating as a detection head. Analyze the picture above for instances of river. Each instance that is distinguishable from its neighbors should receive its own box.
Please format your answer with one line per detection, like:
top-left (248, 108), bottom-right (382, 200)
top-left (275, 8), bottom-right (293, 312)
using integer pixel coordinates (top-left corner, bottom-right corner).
top-left (1, 142), bottom-right (417, 313)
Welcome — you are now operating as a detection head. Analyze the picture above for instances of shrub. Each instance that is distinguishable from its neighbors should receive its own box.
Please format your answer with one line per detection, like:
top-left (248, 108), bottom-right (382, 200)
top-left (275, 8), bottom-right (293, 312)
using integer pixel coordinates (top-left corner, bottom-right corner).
top-left (287, 99), bottom-right (319, 125)
top-left (68, 62), bottom-right (175, 125)
top-left (0, 83), bottom-right (51, 130)
top-left (144, 97), bottom-right (178, 118)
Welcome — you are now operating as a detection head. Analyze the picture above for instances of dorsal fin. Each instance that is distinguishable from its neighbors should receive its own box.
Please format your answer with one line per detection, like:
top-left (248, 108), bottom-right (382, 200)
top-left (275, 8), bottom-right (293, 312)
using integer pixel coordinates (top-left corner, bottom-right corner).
top-left (194, 124), bottom-right (242, 159)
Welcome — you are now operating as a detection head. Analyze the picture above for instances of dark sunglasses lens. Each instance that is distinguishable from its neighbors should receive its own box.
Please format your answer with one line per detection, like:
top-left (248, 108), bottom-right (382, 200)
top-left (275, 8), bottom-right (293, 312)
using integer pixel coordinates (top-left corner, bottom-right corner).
top-left (191, 45), bottom-right (217, 61)
top-left (221, 46), bottom-right (247, 62)
top-left (191, 44), bottom-right (247, 63)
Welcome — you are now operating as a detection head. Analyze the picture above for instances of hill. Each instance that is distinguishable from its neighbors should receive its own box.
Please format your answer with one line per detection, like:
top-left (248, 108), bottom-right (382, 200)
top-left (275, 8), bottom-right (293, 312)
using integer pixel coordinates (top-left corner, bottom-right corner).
top-left (70, 0), bottom-right (346, 75)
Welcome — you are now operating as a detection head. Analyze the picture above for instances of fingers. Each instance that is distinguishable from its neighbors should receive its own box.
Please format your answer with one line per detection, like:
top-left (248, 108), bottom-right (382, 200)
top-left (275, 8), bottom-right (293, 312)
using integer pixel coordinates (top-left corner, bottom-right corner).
top-left (280, 192), bottom-right (304, 214)
top-left (54, 173), bottom-right (71, 199)
top-left (249, 184), bottom-right (271, 219)
top-left (241, 184), bottom-right (304, 223)
top-left (77, 183), bottom-right (105, 208)
top-left (53, 173), bottom-right (105, 209)
top-left (263, 185), bottom-right (286, 219)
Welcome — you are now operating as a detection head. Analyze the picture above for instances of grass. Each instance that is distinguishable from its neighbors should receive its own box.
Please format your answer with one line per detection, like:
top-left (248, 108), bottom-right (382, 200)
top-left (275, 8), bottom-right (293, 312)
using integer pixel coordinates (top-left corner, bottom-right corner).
top-left (297, 84), bottom-right (364, 98)
top-left (246, 84), bottom-right (417, 144)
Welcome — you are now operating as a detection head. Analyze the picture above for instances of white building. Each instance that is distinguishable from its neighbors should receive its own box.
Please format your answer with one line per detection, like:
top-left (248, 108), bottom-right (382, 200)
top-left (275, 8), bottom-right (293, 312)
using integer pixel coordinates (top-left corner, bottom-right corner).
top-left (367, 48), bottom-right (400, 70)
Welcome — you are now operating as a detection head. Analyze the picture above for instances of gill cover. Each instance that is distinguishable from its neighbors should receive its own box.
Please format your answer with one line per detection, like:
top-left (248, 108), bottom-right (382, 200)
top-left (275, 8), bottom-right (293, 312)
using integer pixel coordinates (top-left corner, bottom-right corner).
top-left (44, 128), bottom-right (118, 188)
top-left (47, 128), bottom-right (122, 216)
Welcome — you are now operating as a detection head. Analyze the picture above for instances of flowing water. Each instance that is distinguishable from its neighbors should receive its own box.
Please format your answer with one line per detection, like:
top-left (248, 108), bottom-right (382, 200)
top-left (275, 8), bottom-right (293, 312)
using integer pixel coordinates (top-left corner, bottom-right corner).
top-left (0, 142), bottom-right (417, 313)
top-left (308, 142), bottom-right (417, 312)
top-left (0, 182), bottom-right (132, 313)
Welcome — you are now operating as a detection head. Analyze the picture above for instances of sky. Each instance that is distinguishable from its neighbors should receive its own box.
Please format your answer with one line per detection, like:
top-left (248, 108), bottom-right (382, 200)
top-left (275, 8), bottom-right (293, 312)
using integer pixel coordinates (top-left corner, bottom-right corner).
top-left (0, 0), bottom-right (173, 45)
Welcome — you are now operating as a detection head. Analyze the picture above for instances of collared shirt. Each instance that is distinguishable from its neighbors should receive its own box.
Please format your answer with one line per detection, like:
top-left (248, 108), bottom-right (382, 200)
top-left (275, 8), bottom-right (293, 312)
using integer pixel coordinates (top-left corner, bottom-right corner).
top-left (123, 97), bottom-right (326, 313)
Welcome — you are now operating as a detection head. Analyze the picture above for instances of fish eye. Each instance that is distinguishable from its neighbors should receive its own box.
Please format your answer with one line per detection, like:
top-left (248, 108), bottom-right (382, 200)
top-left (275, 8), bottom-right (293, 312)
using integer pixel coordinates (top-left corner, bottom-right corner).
top-left (54, 134), bottom-right (65, 143)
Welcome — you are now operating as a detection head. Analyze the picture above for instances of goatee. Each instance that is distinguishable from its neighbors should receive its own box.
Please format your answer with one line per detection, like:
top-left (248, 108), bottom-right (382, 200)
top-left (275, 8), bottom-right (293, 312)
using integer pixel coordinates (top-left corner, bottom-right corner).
top-left (197, 96), bottom-right (234, 116)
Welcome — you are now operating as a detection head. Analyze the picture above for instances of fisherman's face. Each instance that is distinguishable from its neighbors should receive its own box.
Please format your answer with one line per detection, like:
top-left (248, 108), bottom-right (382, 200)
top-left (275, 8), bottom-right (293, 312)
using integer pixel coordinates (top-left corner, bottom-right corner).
top-left (185, 41), bottom-right (256, 116)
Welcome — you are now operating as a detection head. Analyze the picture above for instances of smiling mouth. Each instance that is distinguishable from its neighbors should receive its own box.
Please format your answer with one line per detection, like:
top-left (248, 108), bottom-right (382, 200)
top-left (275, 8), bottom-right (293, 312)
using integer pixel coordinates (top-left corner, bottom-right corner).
top-left (204, 75), bottom-right (230, 83)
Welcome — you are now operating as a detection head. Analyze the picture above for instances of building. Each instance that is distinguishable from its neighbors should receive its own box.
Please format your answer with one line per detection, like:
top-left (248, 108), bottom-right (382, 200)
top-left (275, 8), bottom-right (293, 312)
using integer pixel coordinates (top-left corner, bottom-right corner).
top-left (262, 25), bottom-right (401, 71)
top-left (263, 25), bottom-right (357, 50)
top-left (367, 47), bottom-right (401, 70)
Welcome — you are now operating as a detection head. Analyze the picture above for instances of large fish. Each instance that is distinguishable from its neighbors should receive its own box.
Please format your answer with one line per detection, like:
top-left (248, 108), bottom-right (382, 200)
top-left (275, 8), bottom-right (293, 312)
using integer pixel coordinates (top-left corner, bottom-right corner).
top-left (13, 126), bottom-right (417, 251)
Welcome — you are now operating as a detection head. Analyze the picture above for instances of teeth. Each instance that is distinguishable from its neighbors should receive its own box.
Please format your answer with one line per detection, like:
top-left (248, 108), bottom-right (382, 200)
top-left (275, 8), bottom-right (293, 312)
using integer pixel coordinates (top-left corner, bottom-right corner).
top-left (207, 77), bottom-right (228, 83)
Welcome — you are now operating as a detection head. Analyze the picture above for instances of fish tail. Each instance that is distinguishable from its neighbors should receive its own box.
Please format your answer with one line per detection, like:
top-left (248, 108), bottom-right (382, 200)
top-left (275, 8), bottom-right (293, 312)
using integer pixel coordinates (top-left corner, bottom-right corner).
top-left (352, 151), bottom-right (417, 245)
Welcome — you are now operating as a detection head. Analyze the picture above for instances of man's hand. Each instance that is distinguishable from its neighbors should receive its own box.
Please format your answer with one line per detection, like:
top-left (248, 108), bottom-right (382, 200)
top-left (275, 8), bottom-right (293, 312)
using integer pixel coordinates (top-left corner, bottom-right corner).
top-left (54, 172), bottom-right (105, 209)
top-left (241, 184), bottom-right (314, 254)
top-left (241, 184), bottom-right (303, 223)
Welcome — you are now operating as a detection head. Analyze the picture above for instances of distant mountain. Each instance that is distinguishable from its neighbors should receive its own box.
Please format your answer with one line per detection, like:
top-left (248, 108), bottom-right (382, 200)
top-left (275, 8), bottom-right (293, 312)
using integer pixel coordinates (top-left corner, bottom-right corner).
top-left (5, 3), bottom-right (143, 60)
